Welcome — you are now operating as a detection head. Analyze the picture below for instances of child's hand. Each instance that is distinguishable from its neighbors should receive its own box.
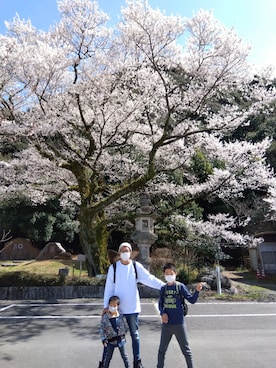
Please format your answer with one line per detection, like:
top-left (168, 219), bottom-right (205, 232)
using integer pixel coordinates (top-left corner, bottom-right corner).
top-left (161, 313), bottom-right (168, 324)
top-left (196, 282), bottom-right (202, 292)
top-left (102, 339), bottom-right (108, 347)
top-left (102, 308), bottom-right (108, 316)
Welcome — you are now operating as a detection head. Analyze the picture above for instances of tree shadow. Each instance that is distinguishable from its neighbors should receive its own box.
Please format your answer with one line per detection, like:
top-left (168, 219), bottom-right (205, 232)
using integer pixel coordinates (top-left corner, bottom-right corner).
top-left (0, 301), bottom-right (101, 342)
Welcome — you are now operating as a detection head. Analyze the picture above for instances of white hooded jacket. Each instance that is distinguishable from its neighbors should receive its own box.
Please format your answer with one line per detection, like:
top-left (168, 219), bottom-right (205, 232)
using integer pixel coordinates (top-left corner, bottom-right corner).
top-left (103, 260), bottom-right (165, 314)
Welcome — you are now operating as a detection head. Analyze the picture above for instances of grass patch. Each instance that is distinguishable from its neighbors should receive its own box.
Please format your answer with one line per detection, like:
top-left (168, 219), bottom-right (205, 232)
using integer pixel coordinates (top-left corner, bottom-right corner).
top-left (0, 260), bottom-right (106, 287)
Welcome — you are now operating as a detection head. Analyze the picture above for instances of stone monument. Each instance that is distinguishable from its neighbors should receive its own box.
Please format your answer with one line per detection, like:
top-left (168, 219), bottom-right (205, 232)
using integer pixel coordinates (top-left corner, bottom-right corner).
top-left (131, 192), bottom-right (157, 269)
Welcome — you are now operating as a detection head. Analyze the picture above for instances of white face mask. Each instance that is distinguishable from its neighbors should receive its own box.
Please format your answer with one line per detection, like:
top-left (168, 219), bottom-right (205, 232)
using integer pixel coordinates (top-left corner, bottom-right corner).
top-left (165, 274), bottom-right (176, 283)
top-left (108, 306), bottom-right (118, 313)
top-left (120, 252), bottom-right (131, 262)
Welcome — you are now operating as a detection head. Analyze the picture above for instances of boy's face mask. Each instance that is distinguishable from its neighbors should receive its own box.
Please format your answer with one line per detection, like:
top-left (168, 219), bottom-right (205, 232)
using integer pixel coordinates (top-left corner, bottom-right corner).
top-left (165, 274), bottom-right (176, 283)
top-left (120, 252), bottom-right (131, 261)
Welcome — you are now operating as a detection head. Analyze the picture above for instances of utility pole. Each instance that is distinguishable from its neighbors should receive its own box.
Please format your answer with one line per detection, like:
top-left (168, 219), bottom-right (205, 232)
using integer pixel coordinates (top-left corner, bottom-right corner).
top-left (216, 237), bottom-right (222, 295)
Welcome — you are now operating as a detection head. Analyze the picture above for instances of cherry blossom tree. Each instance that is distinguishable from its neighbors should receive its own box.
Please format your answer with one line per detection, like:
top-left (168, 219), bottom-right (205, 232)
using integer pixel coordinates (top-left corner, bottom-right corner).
top-left (0, 0), bottom-right (275, 275)
top-left (264, 187), bottom-right (276, 220)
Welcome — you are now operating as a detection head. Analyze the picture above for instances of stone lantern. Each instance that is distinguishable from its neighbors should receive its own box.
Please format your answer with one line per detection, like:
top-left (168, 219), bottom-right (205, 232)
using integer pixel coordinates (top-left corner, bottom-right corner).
top-left (131, 192), bottom-right (158, 269)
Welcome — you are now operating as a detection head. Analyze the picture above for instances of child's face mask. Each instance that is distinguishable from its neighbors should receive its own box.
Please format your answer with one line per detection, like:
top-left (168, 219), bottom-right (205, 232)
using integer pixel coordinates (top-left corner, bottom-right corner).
top-left (120, 252), bottom-right (131, 261)
top-left (165, 274), bottom-right (176, 283)
top-left (108, 306), bottom-right (118, 313)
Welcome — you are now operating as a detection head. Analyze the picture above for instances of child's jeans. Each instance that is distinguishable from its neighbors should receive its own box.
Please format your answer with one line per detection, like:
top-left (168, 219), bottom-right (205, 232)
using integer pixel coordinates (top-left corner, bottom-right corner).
top-left (103, 342), bottom-right (130, 368)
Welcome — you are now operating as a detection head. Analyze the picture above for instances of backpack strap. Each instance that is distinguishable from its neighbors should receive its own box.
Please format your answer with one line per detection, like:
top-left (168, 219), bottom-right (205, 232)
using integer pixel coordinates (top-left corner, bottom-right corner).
top-left (175, 281), bottom-right (181, 295)
top-left (113, 260), bottom-right (137, 283)
top-left (175, 281), bottom-right (184, 300)
top-left (133, 260), bottom-right (138, 280)
top-left (160, 284), bottom-right (167, 301)
top-left (175, 281), bottom-right (188, 316)
top-left (113, 262), bottom-right (117, 283)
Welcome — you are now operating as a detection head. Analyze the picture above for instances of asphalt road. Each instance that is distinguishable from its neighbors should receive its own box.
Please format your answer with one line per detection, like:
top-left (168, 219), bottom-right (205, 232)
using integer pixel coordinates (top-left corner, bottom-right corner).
top-left (1, 299), bottom-right (276, 368)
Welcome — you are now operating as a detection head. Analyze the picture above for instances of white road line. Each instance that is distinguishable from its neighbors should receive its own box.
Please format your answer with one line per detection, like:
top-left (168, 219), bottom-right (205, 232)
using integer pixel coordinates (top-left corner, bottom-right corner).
top-left (0, 315), bottom-right (160, 320)
top-left (0, 304), bottom-right (16, 312)
top-left (141, 314), bottom-right (276, 318)
top-left (1, 301), bottom-right (274, 308)
top-left (0, 301), bottom-right (155, 311)
top-left (186, 313), bottom-right (276, 317)
top-left (1, 303), bottom-right (103, 307)
top-left (1, 301), bottom-right (276, 320)
top-left (195, 301), bottom-right (276, 305)
top-left (0, 315), bottom-right (101, 320)
top-left (1, 314), bottom-right (276, 320)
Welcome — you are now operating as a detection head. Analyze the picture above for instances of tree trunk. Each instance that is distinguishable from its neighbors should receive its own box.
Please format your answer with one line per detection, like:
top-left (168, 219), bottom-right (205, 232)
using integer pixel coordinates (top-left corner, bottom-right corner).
top-left (79, 207), bottom-right (109, 277)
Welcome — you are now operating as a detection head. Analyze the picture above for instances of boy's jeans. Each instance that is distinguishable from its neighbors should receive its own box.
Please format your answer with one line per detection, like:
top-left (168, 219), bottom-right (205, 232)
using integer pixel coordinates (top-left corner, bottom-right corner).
top-left (157, 322), bottom-right (193, 368)
top-left (124, 313), bottom-right (140, 362)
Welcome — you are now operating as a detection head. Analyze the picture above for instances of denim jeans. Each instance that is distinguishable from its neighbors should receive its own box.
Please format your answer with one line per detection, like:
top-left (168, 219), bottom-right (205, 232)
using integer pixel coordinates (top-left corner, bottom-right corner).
top-left (124, 313), bottom-right (140, 362)
top-left (157, 323), bottom-right (193, 368)
top-left (103, 342), bottom-right (130, 368)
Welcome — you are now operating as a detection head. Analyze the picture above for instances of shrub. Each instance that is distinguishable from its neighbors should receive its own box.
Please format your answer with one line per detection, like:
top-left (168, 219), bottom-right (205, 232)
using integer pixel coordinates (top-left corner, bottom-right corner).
top-left (177, 264), bottom-right (199, 285)
top-left (0, 271), bottom-right (61, 287)
top-left (0, 270), bottom-right (107, 287)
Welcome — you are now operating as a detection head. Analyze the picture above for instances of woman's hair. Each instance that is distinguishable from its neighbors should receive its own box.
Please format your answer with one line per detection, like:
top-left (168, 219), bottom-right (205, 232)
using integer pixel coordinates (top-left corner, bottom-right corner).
top-left (163, 262), bottom-right (176, 273)
top-left (109, 295), bottom-right (120, 305)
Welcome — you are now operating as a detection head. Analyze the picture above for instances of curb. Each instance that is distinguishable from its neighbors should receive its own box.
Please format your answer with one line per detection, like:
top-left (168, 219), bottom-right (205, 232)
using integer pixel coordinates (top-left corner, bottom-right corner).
top-left (0, 284), bottom-right (160, 300)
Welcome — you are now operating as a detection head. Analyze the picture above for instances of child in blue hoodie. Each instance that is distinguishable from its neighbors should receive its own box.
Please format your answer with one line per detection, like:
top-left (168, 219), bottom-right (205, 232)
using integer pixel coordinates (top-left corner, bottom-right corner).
top-left (157, 263), bottom-right (202, 368)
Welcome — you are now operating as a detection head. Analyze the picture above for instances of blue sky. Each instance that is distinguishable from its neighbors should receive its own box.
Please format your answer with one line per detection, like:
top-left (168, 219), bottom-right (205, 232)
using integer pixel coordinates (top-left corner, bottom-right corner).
top-left (0, 0), bottom-right (275, 73)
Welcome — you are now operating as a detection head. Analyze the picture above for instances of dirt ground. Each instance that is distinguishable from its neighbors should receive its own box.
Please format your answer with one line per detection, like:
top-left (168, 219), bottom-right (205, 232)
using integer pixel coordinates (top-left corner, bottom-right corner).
top-left (197, 269), bottom-right (276, 302)
top-left (223, 269), bottom-right (276, 288)
top-left (221, 269), bottom-right (276, 301)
